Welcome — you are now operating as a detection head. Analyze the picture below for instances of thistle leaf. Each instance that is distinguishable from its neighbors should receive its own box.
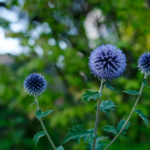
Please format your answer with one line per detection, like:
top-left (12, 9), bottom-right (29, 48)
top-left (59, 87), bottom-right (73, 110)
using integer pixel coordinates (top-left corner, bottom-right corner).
top-left (123, 90), bottom-right (139, 95)
top-left (35, 109), bottom-right (53, 119)
top-left (105, 82), bottom-right (121, 93)
top-left (63, 124), bottom-right (94, 144)
top-left (33, 131), bottom-right (45, 145)
top-left (135, 110), bottom-right (149, 127)
top-left (87, 136), bottom-right (108, 150)
top-left (56, 146), bottom-right (64, 150)
top-left (42, 110), bottom-right (53, 118)
top-left (142, 79), bottom-right (147, 86)
top-left (35, 109), bottom-right (42, 120)
top-left (116, 119), bottom-right (130, 135)
top-left (82, 90), bottom-right (102, 102)
top-left (100, 100), bottom-right (117, 114)
top-left (106, 81), bottom-right (139, 95)
top-left (103, 125), bottom-right (117, 135)
top-left (142, 79), bottom-right (150, 88)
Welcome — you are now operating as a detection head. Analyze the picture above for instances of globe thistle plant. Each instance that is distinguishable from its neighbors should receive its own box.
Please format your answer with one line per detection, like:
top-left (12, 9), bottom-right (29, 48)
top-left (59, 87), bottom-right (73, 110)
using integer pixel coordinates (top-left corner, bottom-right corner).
top-left (89, 44), bottom-right (126, 80)
top-left (138, 52), bottom-right (150, 75)
top-left (24, 73), bottom-right (47, 96)
top-left (24, 73), bottom-right (57, 149)
top-left (104, 52), bottom-right (149, 150)
top-left (88, 44), bottom-right (127, 150)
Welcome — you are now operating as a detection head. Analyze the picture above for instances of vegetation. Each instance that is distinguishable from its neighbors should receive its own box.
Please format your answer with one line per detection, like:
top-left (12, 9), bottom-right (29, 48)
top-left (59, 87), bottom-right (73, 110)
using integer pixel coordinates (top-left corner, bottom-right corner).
top-left (0, 0), bottom-right (150, 150)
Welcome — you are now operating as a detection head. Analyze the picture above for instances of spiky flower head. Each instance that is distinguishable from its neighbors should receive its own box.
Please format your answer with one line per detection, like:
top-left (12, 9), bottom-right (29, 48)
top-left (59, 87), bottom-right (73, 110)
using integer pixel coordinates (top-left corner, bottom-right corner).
top-left (24, 73), bottom-right (47, 96)
top-left (138, 52), bottom-right (150, 75)
top-left (89, 44), bottom-right (126, 80)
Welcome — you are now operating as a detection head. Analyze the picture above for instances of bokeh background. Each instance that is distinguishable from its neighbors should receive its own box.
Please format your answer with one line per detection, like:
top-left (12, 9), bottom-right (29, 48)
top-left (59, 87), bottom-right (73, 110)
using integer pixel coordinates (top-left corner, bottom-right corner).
top-left (0, 0), bottom-right (150, 150)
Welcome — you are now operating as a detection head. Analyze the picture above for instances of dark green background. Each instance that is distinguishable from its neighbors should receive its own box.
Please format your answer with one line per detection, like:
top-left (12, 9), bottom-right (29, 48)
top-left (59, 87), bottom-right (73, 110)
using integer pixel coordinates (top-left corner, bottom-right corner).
top-left (0, 0), bottom-right (150, 149)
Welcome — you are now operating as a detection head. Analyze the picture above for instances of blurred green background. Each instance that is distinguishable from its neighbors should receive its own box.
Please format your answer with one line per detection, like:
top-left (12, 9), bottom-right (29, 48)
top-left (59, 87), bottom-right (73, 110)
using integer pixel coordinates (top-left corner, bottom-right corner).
top-left (0, 0), bottom-right (150, 149)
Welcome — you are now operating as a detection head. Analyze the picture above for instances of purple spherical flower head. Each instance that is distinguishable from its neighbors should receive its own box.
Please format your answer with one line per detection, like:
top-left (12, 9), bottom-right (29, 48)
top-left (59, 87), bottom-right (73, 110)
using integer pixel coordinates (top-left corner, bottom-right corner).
top-left (24, 73), bottom-right (47, 96)
top-left (138, 52), bottom-right (150, 75)
top-left (89, 44), bottom-right (126, 80)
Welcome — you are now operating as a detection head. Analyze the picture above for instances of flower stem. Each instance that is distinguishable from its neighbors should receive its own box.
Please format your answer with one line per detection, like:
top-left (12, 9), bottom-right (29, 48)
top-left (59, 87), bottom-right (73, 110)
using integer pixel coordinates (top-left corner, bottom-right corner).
top-left (104, 75), bottom-right (147, 150)
top-left (34, 96), bottom-right (57, 150)
top-left (92, 78), bottom-right (105, 150)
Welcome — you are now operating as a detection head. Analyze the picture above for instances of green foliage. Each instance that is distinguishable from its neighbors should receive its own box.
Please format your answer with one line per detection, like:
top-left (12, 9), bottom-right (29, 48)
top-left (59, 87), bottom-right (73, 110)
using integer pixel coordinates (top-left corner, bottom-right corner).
top-left (122, 90), bottom-right (139, 95)
top-left (87, 137), bottom-right (108, 150)
top-left (116, 120), bottom-right (130, 135)
top-left (105, 82), bottom-right (121, 93)
top-left (56, 146), bottom-right (64, 150)
top-left (35, 109), bottom-right (53, 120)
top-left (1, 0), bottom-right (150, 149)
top-left (63, 124), bottom-right (94, 144)
top-left (103, 125), bottom-right (117, 135)
top-left (135, 110), bottom-right (149, 127)
top-left (33, 131), bottom-right (45, 145)
top-left (100, 100), bottom-right (117, 114)
top-left (142, 79), bottom-right (147, 86)
top-left (106, 82), bottom-right (139, 95)
top-left (142, 79), bottom-right (150, 88)
top-left (103, 120), bottom-right (130, 135)
top-left (82, 90), bottom-right (102, 102)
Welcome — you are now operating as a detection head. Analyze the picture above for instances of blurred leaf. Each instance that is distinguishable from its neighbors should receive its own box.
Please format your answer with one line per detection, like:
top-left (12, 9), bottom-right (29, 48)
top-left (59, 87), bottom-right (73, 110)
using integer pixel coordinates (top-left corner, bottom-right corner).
top-left (42, 110), bottom-right (54, 117)
top-left (87, 136), bottom-right (108, 150)
top-left (103, 125), bottom-right (117, 135)
top-left (106, 82), bottom-right (139, 95)
top-left (56, 146), bottom-right (64, 150)
top-left (142, 79), bottom-right (150, 88)
top-left (123, 90), bottom-right (139, 95)
top-left (33, 131), bottom-right (45, 145)
top-left (82, 90), bottom-right (102, 102)
top-left (35, 109), bottom-right (42, 120)
top-left (35, 109), bottom-right (53, 119)
top-left (100, 100), bottom-right (117, 114)
top-left (105, 82), bottom-right (121, 93)
top-left (142, 79), bottom-right (147, 86)
top-left (135, 110), bottom-right (149, 127)
top-left (63, 124), bottom-right (94, 144)
top-left (116, 120), bottom-right (130, 135)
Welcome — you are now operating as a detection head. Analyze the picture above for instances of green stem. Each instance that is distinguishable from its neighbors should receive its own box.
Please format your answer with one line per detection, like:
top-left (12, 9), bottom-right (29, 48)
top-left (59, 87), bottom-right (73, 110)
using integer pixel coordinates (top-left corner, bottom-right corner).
top-left (104, 75), bottom-right (147, 150)
top-left (92, 78), bottom-right (105, 150)
top-left (34, 96), bottom-right (57, 150)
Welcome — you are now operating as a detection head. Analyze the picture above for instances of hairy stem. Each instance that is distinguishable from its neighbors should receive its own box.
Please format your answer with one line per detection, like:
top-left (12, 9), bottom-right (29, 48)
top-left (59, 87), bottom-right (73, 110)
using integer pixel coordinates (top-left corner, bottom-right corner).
top-left (92, 78), bottom-right (105, 150)
top-left (104, 75), bottom-right (147, 150)
top-left (34, 96), bottom-right (57, 150)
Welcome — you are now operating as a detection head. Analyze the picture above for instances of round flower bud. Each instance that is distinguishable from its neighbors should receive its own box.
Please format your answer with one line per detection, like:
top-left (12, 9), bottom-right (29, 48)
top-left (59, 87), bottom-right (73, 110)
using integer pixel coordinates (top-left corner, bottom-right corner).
top-left (138, 52), bottom-right (150, 75)
top-left (24, 73), bottom-right (47, 96)
top-left (89, 44), bottom-right (126, 80)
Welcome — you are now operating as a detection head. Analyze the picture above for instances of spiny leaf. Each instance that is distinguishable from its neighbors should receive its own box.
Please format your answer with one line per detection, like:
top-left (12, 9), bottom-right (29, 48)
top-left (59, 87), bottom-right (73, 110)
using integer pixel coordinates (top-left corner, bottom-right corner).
top-left (116, 119), bottom-right (130, 135)
top-left (105, 82), bottom-right (121, 93)
top-left (87, 136), bottom-right (108, 150)
top-left (106, 82), bottom-right (139, 95)
top-left (103, 125), bottom-right (117, 135)
top-left (100, 100), bottom-right (117, 114)
top-left (33, 131), bottom-right (45, 145)
top-left (63, 124), bottom-right (94, 144)
top-left (56, 146), bottom-right (64, 150)
top-left (42, 110), bottom-right (53, 118)
top-left (123, 90), bottom-right (139, 95)
top-left (35, 109), bottom-right (42, 120)
top-left (142, 79), bottom-right (150, 88)
top-left (35, 109), bottom-right (53, 119)
top-left (82, 90), bottom-right (102, 102)
top-left (135, 110), bottom-right (149, 127)
top-left (142, 79), bottom-right (147, 86)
